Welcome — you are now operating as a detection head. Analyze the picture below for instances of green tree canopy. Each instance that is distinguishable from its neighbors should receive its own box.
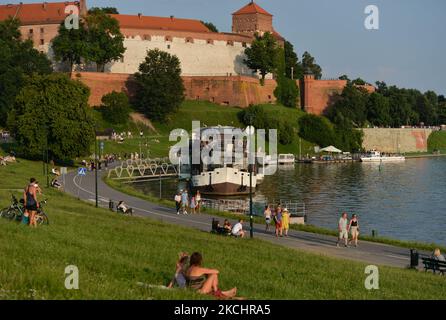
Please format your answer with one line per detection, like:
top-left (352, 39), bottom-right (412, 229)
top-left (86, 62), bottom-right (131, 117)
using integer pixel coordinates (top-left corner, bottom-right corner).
top-left (201, 21), bottom-right (219, 32)
top-left (244, 32), bottom-right (279, 83)
top-left (284, 41), bottom-right (303, 80)
top-left (100, 91), bottom-right (132, 124)
top-left (0, 18), bottom-right (52, 126)
top-left (51, 20), bottom-right (87, 71)
top-left (302, 51), bottom-right (322, 79)
top-left (88, 7), bottom-right (119, 14)
top-left (326, 84), bottom-right (369, 127)
top-left (298, 114), bottom-right (335, 148)
top-left (134, 49), bottom-right (185, 122)
top-left (366, 92), bottom-right (391, 127)
top-left (7, 74), bottom-right (95, 160)
top-left (84, 11), bottom-right (126, 72)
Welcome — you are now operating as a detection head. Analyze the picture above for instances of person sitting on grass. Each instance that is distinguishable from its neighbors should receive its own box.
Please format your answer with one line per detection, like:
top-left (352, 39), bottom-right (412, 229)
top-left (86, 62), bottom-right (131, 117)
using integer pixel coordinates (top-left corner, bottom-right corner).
top-left (117, 201), bottom-right (133, 216)
top-left (185, 252), bottom-right (237, 299)
top-left (231, 219), bottom-right (245, 238)
top-left (167, 252), bottom-right (190, 289)
top-left (223, 220), bottom-right (232, 234)
top-left (51, 178), bottom-right (62, 189)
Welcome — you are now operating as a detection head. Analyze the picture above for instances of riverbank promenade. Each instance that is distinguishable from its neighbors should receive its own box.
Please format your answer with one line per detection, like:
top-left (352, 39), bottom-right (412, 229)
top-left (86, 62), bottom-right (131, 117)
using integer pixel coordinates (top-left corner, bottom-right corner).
top-left (62, 167), bottom-right (427, 268)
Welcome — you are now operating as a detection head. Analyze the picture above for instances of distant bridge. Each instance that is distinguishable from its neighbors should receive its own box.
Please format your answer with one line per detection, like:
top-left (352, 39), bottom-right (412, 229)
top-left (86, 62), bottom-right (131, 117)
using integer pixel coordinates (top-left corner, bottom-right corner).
top-left (107, 158), bottom-right (179, 181)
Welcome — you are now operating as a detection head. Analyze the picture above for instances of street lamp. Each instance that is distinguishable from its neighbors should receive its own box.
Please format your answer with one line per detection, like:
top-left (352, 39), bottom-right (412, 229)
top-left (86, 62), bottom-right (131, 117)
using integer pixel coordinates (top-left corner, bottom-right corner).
top-left (246, 125), bottom-right (255, 239)
top-left (94, 130), bottom-right (98, 208)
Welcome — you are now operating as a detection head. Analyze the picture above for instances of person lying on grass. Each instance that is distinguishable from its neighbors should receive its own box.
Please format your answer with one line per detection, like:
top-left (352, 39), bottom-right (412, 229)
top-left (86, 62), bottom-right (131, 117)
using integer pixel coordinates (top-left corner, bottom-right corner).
top-left (185, 252), bottom-right (237, 299)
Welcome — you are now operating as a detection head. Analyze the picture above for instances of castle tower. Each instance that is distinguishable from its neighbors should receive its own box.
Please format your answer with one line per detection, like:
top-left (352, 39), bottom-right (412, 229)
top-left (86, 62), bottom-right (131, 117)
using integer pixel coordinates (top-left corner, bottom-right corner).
top-left (232, 1), bottom-right (273, 36)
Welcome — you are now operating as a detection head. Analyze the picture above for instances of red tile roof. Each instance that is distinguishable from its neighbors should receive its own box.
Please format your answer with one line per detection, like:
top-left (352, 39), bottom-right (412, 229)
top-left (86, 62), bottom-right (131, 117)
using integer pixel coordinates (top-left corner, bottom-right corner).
top-left (233, 1), bottom-right (272, 16)
top-left (111, 14), bottom-right (210, 33)
top-left (0, 2), bottom-right (80, 25)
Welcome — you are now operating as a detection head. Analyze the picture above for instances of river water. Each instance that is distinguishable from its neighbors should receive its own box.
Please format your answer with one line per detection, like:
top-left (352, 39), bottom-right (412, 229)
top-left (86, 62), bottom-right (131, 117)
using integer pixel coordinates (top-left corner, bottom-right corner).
top-left (133, 157), bottom-right (446, 245)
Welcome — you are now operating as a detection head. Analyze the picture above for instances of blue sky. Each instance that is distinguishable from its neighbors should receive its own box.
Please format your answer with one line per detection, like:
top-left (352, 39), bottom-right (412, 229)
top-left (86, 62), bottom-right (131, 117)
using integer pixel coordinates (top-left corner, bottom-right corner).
top-left (5, 0), bottom-right (446, 95)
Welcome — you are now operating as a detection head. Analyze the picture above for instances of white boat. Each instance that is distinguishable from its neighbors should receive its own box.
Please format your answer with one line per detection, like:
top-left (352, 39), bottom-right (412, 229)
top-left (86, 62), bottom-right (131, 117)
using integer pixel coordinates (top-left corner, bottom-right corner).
top-left (190, 126), bottom-right (258, 196)
top-left (360, 150), bottom-right (405, 162)
top-left (278, 154), bottom-right (295, 165)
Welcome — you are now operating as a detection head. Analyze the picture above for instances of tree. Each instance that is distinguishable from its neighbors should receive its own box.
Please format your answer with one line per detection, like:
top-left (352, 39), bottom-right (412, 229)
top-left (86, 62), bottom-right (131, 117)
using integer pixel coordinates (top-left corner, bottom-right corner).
top-left (284, 41), bottom-right (303, 80)
top-left (7, 74), bottom-right (95, 160)
top-left (84, 11), bottom-right (126, 72)
top-left (339, 75), bottom-right (350, 81)
top-left (326, 84), bottom-right (369, 127)
top-left (0, 18), bottom-right (52, 126)
top-left (88, 7), bottom-right (119, 14)
top-left (51, 20), bottom-right (87, 71)
top-left (100, 91), bottom-right (132, 124)
top-left (302, 51), bottom-right (322, 79)
top-left (366, 92), bottom-right (391, 127)
top-left (134, 49), bottom-right (185, 122)
top-left (274, 77), bottom-right (299, 108)
top-left (333, 113), bottom-right (364, 152)
top-left (244, 32), bottom-right (279, 83)
top-left (298, 114), bottom-right (336, 148)
top-left (201, 21), bottom-right (218, 32)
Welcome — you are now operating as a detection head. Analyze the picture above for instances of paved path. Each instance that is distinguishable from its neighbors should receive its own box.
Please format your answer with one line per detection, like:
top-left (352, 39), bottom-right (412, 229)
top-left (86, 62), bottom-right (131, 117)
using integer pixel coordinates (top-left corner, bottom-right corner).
top-left (62, 167), bottom-right (426, 269)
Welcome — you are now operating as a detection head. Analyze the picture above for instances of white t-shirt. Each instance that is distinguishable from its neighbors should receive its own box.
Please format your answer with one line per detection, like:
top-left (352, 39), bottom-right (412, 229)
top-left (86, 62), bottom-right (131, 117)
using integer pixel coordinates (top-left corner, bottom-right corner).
top-left (174, 195), bottom-right (181, 202)
top-left (232, 222), bottom-right (243, 235)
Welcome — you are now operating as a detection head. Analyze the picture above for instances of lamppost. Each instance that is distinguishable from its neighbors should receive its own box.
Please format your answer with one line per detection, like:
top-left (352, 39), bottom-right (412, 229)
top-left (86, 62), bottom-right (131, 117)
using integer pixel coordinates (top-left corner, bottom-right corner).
top-left (246, 125), bottom-right (255, 239)
top-left (94, 131), bottom-right (98, 208)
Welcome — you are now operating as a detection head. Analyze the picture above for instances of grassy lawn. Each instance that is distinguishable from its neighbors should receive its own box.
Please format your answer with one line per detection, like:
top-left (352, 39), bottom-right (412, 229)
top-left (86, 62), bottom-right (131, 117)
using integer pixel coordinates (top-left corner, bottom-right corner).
top-left (1, 159), bottom-right (446, 299)
top-left (428, 131), bottom-right (446, 153)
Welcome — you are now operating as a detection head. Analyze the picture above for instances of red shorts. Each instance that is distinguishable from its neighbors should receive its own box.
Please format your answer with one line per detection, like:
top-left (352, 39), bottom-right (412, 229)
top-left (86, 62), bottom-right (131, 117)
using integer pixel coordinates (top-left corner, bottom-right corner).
top-left (275, 221), bottom-right (282, 229)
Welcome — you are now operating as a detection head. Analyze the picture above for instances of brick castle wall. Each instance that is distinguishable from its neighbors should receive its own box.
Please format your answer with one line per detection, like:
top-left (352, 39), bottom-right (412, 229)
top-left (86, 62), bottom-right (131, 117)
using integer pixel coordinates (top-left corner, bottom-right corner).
top-left (71, 72), bottom-right (277, 107)
top-left (362, 128), bottom-right (433, 153)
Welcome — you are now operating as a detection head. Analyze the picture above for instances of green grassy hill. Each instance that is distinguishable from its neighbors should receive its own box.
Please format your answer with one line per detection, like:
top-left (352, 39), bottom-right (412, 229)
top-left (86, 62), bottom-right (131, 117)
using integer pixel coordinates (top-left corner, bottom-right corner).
top-left (92, 101), bottom-right (315, 158)
top-left (0, 159), bottom-right (446, 299)
top-left (428, 131), bottom-right (446, 153)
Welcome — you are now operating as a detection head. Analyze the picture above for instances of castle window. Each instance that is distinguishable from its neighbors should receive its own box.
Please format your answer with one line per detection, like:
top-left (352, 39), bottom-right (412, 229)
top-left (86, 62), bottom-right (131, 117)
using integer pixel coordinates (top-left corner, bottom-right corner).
top-left (167, 44), bottom-right (171, 49)
top-left (40, 39), bottom-right (44, 45)
top-left (207, 39), bottom-right (214, 45)
top-left (40, 28), bottom-right (44, 34)
top-left (227, 40), bottom-right (234, 46)
top-left (29, 28), bottom-right (33, 34)
top-left (185, 37), bottom-right (194, 44)
top-left (120, 56), bottom-right (124, 63)
top-left (143, 35), bottom-right (151, 41)
top-left (242, 42), bottom-right (247, 48)
top-left (165, 36), bottom-right (172, 42)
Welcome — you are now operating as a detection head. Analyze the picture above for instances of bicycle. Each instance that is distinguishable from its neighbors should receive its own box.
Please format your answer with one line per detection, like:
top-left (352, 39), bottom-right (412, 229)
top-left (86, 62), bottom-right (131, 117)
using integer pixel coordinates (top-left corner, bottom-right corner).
top-left (35, 200), bottom-right (50, 225)
top-left (0, 194), bottom-right (25, 221)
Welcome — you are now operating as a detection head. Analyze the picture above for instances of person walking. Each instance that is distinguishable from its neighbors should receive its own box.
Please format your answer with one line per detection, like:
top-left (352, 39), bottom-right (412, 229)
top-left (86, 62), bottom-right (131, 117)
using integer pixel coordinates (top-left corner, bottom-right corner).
top-left (190, 196), bottom-right (196, 214)
top-left (348, 214), bottom-right (360, 247)
top-left (274, 204), bottom-right (283, 237)
top-left (24, 178), bottom-right (39, 228)
top-left (174, 192), bottom-right (182, 215)
top-left (264, 205), bottom-right (272, 232)
top-left (181, 190), bottom-right (189, 215)
top-left (282, 208), bottom-right (290, 237)
top-left (337, 212), bottom-right (349, 247)
top-left (195, 191), bottom-right (201, 214)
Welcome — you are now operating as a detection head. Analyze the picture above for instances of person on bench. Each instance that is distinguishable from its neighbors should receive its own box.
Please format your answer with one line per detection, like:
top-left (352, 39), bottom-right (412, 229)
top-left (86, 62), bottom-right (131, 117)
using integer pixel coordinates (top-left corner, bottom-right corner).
top-left (432, 248), bottom-right (446, 261)
top-left (117, 201), bottom-right (133, 215)
top-left (185, 252), bottom-right (237, 298)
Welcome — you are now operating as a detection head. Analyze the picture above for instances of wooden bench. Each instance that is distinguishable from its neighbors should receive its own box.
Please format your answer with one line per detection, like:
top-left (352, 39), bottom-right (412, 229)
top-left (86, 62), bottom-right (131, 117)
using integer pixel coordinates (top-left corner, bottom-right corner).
top-left (421, 257), bottom-right (446, 275)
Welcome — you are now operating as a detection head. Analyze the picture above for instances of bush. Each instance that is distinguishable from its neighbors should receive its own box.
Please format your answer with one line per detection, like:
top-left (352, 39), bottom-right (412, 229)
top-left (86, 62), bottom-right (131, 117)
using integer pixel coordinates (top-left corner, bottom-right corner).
top-left (298, 114), bottom-right (336, 148)
top-left (100, 91), bottom-right (131, 124)
top-left (274, 77), bottom-right (299, 108)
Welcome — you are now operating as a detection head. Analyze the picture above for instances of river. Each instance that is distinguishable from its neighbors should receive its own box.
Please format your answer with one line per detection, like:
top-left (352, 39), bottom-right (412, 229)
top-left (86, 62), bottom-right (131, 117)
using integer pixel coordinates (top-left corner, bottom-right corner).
top-left (133, 157), bottom-right (446, 246)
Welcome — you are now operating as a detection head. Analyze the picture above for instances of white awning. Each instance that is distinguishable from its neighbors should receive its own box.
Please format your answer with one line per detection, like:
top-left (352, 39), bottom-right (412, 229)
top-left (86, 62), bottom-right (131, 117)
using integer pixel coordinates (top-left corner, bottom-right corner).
top-left (319, 146), bottom-right (342, 153)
